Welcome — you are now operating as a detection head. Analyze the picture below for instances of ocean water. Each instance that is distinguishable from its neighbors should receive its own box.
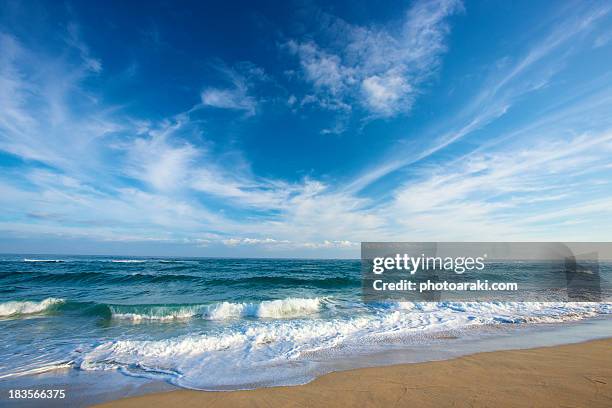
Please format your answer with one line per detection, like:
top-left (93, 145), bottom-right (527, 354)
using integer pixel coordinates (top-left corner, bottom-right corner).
top-left (0, 255), bottom-right (611, 390)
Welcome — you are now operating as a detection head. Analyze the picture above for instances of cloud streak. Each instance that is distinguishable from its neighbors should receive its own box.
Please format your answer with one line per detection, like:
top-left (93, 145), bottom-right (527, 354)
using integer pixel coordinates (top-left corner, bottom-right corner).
top-left (346, 2), bottom-right (612, 192)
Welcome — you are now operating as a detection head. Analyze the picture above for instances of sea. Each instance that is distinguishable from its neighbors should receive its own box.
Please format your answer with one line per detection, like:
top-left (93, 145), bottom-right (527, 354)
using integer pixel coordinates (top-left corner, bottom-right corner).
top-left (1, 254), bottom-right (611, 395)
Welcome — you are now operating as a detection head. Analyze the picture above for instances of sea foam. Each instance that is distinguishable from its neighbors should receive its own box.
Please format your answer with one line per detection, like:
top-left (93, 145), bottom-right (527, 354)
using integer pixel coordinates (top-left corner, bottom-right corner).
top-left (205, 298), bottom-right (322, 320)
top-left (109, 297), bottom-right (323, 321)
top-left (79, 301), bottom-right (611, 389)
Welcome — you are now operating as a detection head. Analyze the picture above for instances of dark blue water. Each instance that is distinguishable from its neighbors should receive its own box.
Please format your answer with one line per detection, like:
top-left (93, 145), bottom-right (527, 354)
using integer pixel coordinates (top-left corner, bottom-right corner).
top-left (0, 254), bottom-right (610, 390)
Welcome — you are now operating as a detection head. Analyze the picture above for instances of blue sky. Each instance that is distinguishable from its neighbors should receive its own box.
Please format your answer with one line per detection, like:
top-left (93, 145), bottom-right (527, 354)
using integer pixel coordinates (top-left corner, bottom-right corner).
top-left (0, 0), bottom-right (611, 257)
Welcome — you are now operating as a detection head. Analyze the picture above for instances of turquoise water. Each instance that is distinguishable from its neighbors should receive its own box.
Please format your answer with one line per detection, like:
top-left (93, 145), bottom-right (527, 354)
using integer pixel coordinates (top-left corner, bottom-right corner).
top-left (1, 255), bottom-right (610, 390)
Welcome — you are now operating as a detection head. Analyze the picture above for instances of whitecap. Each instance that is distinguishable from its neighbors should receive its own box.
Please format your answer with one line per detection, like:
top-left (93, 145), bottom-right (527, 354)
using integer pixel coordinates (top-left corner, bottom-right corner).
top-left (108, 298), bottom-right (323, 322)
top-left (0, 298), bottom-right (65, 317)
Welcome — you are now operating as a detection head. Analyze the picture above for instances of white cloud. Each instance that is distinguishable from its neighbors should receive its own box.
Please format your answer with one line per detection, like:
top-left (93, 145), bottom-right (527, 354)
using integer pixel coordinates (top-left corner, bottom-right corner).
top-left (285, 0), bottom-right (462, 118)
top-left (361, 73), bottom-right (411, 115)
top-left (127, 132), bottom-right (199, 191)
top-left (286, 41), bottom-right (349, 95)
top-left (220, 237), bottom-right (358, 250)
top-left (222, 237), bottom-right (290, 246)
top-left (300, 240), bottom-right (358, 249)
top-left (377, 130), bottom-right (612, 241)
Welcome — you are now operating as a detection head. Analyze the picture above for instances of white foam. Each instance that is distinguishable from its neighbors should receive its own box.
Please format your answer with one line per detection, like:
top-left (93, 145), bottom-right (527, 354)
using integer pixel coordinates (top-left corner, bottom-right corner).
top-left (80, 301), bottom-right (610, 389)
top-left (0, 362), bottom-right (73, 379)
top-left (23, 259), bottom-right (63, 262)
top-left (110, 305), bottom-right (202, 321)
top-left (205, 298), bottom-right (322, 320)
top-left (0, 298), bottom-right (65, 317)
top-left (111, 260), bottom-right (146, 263)
top-left (109, 298), bottom-right (323, 322)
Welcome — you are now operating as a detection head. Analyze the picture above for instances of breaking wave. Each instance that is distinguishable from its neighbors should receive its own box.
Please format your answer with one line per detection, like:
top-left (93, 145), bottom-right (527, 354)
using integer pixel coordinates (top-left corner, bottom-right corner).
top-left (110, 298), bottom-right (323, 321)
top-left (0, 298), bottom-right (65, 317)
top-left (78, 301), bottom-right (611, 389)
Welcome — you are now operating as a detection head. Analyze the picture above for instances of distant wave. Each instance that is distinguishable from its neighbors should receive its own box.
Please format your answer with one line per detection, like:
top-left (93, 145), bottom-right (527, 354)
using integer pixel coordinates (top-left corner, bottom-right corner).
top-left (0, 271), bottom-right (202, 284)
top-left (231, 275), bottom-right (357, 288)
top-left (0, 298), bottom-right (65, 317)
top-left (7, 258), bottom-right (191, 264)
top-left (0, 270), bottom-right (358, 288)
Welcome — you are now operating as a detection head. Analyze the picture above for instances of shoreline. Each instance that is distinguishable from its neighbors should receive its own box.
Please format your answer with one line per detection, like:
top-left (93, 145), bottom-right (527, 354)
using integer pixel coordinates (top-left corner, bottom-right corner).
top-left (95, 338), bottom-right (612, 408)
top-left (1, 317), bottom-right (610, 407)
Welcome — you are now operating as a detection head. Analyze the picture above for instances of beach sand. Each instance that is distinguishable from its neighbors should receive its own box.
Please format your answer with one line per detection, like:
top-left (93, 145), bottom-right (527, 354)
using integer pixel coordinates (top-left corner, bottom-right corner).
top-left (95, 339), bottom-right (612, 408)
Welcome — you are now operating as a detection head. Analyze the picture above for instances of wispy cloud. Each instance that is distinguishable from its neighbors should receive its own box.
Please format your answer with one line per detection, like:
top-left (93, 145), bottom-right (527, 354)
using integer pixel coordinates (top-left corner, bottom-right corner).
top-left (346, 2), bottom-right (612, 193)
top-left (200, 62), bottom-right (268, 117)
top-left (0, 32), bottom-right (120, 172)
top-left (65, 22), bottom-right (102, 73)
top-left (201, 86), bottom-right (256, 116)
top-left (126, 125), bottom-right (199, 191)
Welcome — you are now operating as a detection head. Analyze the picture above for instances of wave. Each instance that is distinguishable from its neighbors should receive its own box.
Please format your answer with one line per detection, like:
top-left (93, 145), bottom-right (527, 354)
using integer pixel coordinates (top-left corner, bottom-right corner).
top-left (3, 297), bottom-right (608, 326)
top-left (78, 301), bottom-right (611, 389)
top-left (23, 259), bottom-right (64, 263)
top-left (111, 260), bottom-right (146, 263)
top-left (110, 304), bottom-right (204, 321)
top-left (229, 275), bottom-right (358, 288)
top-left (0, 270), bottom-right (358, 288)
top-left (0, 298), bottom-right (65, 317)
top-left (0, 297), bottom-right (325, 321)
top-left (109, 298), bottom-right (323, 321)
top-left (204, 298), bottom-right (322, 320)
top-left (0, 271), bottom-right (203, 285)
top-left (0, 270), bottom-right (360, 289)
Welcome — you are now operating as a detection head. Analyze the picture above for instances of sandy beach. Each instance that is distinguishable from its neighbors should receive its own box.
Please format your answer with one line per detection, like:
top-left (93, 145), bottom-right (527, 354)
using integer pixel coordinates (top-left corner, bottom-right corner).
top-left (95, 338), bottom-right (612, 408)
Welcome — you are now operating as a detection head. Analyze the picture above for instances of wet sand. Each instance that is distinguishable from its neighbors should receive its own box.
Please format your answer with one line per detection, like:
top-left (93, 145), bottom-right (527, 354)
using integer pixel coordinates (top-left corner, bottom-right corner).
top-left (95, 338), bottom-right (612, 407)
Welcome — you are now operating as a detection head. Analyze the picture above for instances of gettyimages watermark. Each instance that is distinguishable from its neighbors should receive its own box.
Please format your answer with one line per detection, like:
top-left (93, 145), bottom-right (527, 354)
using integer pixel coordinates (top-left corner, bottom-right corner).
top-left (361, 242), bottom-right (612, 303)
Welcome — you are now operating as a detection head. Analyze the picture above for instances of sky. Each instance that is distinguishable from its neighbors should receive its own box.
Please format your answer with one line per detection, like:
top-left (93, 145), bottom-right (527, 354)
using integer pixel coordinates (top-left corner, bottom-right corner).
top-left (0, 0), bottom-right (611, 257)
